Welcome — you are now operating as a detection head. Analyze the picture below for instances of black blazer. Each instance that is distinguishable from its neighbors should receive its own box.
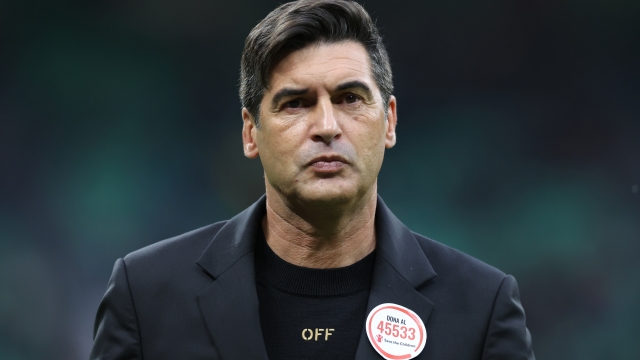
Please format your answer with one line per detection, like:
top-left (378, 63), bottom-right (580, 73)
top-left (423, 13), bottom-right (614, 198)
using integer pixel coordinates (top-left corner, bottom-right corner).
top-left (91, 196), bottom-right (534, 359)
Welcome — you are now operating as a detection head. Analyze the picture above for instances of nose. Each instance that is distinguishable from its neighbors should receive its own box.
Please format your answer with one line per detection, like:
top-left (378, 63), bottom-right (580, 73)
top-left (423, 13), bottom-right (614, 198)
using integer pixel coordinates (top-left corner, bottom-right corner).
top-left (311, 97), bottom-right (342, 144)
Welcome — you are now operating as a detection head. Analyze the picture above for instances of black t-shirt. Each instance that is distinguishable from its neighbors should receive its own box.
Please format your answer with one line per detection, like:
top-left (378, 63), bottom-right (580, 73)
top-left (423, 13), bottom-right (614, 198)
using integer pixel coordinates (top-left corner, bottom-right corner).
top-left (255, 236), bottom-right (375, 360)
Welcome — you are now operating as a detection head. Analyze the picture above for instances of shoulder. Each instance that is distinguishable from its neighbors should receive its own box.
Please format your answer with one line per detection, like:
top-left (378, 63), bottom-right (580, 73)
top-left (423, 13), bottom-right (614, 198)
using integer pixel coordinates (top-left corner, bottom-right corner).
top-left (411, 232), bottom-right (507, 293)
top-left (122, 221), bottom-right (227, 274)
top-left (406, 235), bottom-right (534, 358)
top-left (126, 221), bottom-right (226, 260)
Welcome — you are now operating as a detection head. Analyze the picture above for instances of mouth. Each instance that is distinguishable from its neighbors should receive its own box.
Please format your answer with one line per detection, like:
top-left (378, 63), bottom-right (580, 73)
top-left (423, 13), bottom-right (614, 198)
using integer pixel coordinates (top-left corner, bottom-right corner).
top-left (307, 155), bottom-right (349, 173)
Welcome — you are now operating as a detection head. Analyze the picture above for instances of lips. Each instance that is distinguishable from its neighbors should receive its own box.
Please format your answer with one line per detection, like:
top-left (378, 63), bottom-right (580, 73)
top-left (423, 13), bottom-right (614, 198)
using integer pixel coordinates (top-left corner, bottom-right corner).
top-left (308, 155), bottom-right (349, 165)
top-left (307, 155), bottom-right (349, 173)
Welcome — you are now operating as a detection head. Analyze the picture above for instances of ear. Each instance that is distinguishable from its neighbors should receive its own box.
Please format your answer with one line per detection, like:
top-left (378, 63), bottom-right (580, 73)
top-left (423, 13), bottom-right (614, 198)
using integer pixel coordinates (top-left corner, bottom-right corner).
top-left (384, 95), bottom-right (397, 149)
top-left (242, 108), bottom-right (260, 158)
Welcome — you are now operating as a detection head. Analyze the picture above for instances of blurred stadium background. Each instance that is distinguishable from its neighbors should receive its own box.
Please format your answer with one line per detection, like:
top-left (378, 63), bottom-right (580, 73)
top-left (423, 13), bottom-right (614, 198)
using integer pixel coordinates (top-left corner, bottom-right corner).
top-left (1, 0), bottom-right (639, 359)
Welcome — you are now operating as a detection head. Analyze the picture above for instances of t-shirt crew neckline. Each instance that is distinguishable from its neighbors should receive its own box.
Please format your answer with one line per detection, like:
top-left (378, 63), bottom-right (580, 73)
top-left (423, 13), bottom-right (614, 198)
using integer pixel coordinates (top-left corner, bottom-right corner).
top-left (254, 233), bottom-right (376, 297)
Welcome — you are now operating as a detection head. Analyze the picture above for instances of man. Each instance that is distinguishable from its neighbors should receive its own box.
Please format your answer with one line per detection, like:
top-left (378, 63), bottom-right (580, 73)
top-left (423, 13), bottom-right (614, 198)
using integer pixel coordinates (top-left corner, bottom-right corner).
top-left (91, 0), bottom-right (535, 359)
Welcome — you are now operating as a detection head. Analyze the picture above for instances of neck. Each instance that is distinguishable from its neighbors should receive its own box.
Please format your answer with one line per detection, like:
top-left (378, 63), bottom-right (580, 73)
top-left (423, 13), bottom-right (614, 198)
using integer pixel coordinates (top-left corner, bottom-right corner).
top-left (262, 186), bottom-right (378, 269)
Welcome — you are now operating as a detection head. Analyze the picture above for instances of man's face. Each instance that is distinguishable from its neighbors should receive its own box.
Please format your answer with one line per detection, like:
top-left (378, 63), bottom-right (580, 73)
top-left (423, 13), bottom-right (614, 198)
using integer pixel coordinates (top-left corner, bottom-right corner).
top-left (242, 41), bottom-right (397, 206)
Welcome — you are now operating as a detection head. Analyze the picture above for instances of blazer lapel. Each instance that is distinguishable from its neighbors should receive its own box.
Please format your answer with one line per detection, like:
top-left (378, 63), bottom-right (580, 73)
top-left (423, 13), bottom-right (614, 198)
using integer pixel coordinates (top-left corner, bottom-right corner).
top-left (355, 197), bottom-right (437, 360)
top-left (195, 196), bottom-right (269, 360)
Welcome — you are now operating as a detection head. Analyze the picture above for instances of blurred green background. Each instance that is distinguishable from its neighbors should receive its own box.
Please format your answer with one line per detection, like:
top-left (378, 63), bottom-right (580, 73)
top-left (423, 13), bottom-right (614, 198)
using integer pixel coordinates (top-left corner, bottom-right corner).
top-left (1, 0), bottom-right (639, 359)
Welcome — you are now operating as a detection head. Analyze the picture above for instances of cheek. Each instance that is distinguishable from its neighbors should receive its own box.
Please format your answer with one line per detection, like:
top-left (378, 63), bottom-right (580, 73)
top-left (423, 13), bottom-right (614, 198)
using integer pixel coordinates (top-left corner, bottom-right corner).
top-left (258, 123), bottom-right (305, 163)
top-left (352, 113), bottom-right (388, 144)
top-left (348, 123), bottom-right (388, 168)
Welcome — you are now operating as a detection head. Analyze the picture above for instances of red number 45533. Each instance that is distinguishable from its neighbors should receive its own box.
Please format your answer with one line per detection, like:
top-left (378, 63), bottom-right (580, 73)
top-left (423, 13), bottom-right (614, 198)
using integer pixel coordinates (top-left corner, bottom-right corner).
top-left (376, 321), bottom-right (415, 340)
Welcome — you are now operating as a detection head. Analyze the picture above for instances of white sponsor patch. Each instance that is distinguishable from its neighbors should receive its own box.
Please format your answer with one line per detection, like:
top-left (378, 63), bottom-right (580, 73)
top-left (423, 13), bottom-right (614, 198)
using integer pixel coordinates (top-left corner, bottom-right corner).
top-left (365, 303), bottom-right (426, 360)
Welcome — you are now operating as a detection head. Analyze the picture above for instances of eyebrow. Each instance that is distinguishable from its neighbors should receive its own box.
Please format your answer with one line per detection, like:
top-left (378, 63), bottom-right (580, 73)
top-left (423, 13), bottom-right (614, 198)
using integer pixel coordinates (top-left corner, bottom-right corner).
top-left (335, 80), bottom-right (373, 98)
top-left (271, 87), bottom-right (309, 109)
top-left (269, 80), bottom-right (374, 109)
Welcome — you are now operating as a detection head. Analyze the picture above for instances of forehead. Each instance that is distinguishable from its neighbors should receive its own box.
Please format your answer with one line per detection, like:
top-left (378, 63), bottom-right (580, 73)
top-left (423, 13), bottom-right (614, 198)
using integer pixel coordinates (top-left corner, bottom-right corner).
top-left (267, 41), bottom-right (375, 92)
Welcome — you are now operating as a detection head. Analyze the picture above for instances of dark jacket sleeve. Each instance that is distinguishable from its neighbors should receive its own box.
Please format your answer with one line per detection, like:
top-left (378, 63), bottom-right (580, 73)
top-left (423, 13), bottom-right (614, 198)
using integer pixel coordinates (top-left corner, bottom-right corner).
top-left (481, 275), bottom-right (535, 360)
top-left (90, 258), bottom-right (143, 360)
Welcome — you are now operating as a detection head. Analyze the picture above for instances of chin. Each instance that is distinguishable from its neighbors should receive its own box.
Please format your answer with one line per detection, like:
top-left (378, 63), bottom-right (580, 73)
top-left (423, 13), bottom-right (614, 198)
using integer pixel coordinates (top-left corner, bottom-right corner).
top-left (296, 182), bottom-right (363, 206)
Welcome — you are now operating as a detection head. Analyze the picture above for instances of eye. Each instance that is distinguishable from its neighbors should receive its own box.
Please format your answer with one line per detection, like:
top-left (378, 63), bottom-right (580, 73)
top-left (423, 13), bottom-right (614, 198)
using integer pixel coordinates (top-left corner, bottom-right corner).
top-left (284, 99), bottom-right (302, 109)
top-left (344, 94), bottom-right (360, 104)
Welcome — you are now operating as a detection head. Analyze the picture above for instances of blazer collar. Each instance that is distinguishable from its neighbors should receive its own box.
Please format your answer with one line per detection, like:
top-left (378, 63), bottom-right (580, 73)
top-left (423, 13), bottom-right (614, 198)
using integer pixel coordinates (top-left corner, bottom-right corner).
top-left (197, 195), bottom-right (437, 283)
top-left (196, 195), bottom-right (266, 279)
top-left (373, 196), bottom-right (437, 288)
top-left (195, 195), bottom-right (437, 359)
top-left (354, 196), bottom-right (437, 359)
top-left (195, 196), bottom-right (268, 360)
